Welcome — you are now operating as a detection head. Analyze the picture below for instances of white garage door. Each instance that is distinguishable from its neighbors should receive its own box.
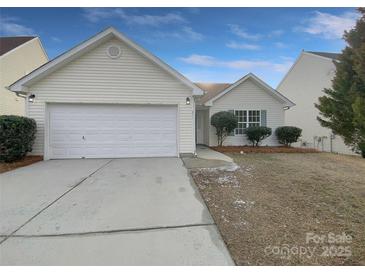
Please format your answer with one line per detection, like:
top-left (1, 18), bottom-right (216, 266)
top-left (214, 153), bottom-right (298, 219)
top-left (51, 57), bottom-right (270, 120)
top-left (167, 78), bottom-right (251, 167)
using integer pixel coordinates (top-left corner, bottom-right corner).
top-left (48, 104), bottom-right (177, 159)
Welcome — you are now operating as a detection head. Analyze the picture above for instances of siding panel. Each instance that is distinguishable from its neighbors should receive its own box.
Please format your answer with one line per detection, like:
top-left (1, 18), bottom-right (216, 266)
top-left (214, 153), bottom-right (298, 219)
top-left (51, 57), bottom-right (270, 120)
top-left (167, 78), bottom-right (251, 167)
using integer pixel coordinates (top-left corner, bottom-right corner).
top-left (27, 38), bottom-right (194, 155)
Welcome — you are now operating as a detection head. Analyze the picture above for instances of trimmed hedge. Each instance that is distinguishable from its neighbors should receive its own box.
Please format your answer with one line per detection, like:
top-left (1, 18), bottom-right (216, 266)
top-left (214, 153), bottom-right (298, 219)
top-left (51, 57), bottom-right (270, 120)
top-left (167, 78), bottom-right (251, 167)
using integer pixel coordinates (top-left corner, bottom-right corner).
top-left (211, 111), bottom-right (238, 146)
top-left (275, 126), bottom-right (302, 146)
top-left (0, 115), bottom-right (37, 162)
top-left (244, 126), bottom-right (272, 146)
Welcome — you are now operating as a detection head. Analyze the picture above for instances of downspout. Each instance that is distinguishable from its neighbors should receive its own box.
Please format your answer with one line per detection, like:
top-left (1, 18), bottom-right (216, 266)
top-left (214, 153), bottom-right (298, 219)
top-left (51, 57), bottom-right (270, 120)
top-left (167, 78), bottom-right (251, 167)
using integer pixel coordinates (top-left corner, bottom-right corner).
top-left (192, 97), bottom-right (197, 157)
top-left (330, 133), bottom-right (335, 153)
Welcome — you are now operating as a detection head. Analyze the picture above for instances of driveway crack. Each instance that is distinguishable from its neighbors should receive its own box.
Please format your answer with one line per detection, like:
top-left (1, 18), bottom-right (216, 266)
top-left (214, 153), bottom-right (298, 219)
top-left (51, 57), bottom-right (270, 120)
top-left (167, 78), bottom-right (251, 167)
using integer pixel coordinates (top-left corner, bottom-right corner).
top-left (1, 223), bottom-right (216, 238)
top-left (0, 159), bottom-right (114, 244)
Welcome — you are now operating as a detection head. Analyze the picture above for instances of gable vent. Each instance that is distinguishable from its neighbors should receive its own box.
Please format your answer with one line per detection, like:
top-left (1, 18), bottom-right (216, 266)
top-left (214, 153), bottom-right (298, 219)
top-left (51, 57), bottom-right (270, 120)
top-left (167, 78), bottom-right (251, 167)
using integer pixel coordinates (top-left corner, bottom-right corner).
top-left (107, 45), bottom-right (121, 59)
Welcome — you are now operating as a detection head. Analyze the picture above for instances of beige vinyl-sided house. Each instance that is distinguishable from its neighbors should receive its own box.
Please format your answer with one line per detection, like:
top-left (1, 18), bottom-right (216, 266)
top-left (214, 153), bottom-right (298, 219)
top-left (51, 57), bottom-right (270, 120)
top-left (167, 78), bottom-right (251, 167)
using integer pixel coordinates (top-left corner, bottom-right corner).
top-left (0, 36), bottom-right (48, 115)
top-left (9, 27), bottom-right (293, 160)
top-left (277, 51), bottom-right (355, 155)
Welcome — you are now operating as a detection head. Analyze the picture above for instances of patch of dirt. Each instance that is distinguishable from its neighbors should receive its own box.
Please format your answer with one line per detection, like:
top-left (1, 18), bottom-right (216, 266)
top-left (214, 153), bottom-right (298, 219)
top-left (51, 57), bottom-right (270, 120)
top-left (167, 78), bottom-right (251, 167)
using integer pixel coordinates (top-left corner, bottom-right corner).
top-left (211, 146), bottom-right (319, 154)
top-left (190, 153), bottom-right (365, 265)
top-left (0, 156), bottom-right (43, 174)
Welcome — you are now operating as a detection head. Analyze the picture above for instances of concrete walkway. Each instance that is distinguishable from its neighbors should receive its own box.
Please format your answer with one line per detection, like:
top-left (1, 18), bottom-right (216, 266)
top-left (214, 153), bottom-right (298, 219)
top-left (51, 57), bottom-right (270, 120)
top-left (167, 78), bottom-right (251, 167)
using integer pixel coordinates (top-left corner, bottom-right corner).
top-left (196, 145), bottom-right (233, 163)
top-left (0, 158), bottom-right (233, 265)
top-left (182, 146), bottom-right (237, 171)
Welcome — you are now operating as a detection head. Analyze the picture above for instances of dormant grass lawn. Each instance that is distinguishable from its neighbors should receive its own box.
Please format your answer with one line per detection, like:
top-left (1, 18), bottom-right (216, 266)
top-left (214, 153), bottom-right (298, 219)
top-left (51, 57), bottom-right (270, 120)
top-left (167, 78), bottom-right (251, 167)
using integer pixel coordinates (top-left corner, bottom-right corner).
top-left (191, 153), bottom-right (365, 265)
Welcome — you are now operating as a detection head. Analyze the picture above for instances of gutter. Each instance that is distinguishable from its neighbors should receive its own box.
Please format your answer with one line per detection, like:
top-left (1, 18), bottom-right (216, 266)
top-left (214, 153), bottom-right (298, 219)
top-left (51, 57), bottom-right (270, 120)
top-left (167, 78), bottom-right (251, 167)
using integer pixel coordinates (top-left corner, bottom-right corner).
top-left (5, 86), bottom-right (27, 98)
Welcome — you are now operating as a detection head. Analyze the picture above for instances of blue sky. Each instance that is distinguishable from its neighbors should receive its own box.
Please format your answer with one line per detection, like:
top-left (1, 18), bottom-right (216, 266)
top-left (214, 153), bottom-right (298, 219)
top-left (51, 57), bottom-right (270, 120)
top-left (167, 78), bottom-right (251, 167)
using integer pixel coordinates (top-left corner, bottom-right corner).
top-left (0, 7), bottom-right (359, 87)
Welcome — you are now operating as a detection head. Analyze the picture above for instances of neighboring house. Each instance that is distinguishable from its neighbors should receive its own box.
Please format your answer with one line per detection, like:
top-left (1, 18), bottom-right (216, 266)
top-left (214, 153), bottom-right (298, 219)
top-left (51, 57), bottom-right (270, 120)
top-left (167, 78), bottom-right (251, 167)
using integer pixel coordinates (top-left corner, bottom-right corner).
top-left (8, 27), bottom-right (293, 160)
top-left (195, 74), bottom-right (294, 146)
top-left (277, 51), bottom-right (355, 155)
top-left (0, 36), bottom-right (48, 115)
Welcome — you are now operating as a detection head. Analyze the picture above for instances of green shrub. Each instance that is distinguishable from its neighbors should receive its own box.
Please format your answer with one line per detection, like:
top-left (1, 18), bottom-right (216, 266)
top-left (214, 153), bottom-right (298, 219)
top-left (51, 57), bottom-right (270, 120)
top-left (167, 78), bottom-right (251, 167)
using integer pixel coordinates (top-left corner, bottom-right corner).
top-left (211, 111), bottom-right (238, 146)
top-left (275, 126), bottom-right (302, 146)
top-left (0, 115), bottom-right (37, 162)
top-left (244, 126), bottom-right (272, 146)
top-left (359, 142), bottom-right (365, 158)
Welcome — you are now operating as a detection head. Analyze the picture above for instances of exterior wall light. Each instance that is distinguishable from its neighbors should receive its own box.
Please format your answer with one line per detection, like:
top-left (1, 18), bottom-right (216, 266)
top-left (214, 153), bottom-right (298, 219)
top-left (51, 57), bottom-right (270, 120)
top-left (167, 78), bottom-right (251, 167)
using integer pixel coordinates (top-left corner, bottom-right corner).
top-left (28, 94), bottom-right (35, 103)
top-left (186, 97), bottom-right (191, 105)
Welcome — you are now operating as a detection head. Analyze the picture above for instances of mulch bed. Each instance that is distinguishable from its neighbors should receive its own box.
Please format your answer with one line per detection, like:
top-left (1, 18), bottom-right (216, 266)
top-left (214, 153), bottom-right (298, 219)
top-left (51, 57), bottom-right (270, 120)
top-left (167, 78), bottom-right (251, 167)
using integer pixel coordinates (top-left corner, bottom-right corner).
top-left (211, 146), bottom-right (319, 154)
top-left (0, 156), bottom-right (43, 174)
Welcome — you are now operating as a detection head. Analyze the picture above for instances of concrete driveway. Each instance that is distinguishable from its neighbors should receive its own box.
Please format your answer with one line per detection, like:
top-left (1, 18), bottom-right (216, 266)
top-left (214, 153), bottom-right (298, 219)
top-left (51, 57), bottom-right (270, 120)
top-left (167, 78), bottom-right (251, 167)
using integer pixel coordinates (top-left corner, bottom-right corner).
top-left (0, 158), bottom-right (233, 265)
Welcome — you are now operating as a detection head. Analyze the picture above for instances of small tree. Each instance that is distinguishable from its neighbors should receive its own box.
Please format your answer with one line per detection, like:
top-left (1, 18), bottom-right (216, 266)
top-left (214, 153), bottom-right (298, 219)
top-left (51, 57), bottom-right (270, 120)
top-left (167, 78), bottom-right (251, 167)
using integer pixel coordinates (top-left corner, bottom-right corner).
top-left (211, 111), bottom-right (238, 146)
top-left (275, 126), bottom-right (302, 147)
top-left (244, 126), bottom-right (272, 147)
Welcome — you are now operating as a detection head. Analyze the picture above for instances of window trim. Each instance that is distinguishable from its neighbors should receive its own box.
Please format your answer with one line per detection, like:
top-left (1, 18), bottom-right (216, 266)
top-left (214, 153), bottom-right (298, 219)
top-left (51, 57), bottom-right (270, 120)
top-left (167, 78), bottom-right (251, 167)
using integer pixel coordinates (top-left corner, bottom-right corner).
top-left (233, 109), bottom-right (261, 136)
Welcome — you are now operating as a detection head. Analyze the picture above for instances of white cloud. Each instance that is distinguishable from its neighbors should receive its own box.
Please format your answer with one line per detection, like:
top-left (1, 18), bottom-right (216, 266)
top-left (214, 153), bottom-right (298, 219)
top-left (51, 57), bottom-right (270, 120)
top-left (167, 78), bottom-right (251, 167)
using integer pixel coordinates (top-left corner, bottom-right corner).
top-left (182, 70), bottom-right (246, 83)
top-left (51, 36), bottom-right (62, 42)
top-left (82, 8), bottom-right (113, 23)
top-left (274, 42), bottom-right (287, 48)
top-left (152, 26), bottom-right (204, 42)
top-left (180, 54), bottom-right (216, 66)
top-left (298, 11), bottom-right (358, 39)
top-left (227, 25), bottom-right (283, 41)
top-left (179, 54), bottom-right (293, 73)
top-left (180, 27), bottom-right (204, 41)
top-left (228, 24), bottom-right (262, 41)
top-left (82, 8), bottom-right (186, 26)
top-left (272, 61), bottom-right (294, 73)
top-left (0, 16), bottom-right (34, 36)
top-left (268, 29), bottom-right (284, 38)
top-left (226, 41), bottom-right (261, 50)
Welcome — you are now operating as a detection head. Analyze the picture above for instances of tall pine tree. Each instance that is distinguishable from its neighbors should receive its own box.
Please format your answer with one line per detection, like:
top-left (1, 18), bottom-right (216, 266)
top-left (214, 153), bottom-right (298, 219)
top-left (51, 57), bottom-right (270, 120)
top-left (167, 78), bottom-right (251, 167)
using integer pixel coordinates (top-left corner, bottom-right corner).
top-left (316, 8), bottom-right (365, 158)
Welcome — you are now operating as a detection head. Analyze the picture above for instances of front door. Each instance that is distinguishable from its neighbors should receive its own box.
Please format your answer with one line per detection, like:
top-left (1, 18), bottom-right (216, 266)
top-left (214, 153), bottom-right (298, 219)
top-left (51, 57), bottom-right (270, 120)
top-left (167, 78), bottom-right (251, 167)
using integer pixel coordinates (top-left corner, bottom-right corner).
top-left (196, 110), bottom-right (205, 145)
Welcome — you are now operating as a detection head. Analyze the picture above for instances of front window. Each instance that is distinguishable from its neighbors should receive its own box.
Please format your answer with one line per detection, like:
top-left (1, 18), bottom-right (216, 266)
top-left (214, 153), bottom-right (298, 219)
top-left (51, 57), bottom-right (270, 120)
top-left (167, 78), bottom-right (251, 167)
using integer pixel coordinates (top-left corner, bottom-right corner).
top-left (248, 110), bottom-right (260, 127)
top-left (234, 110), bottom-right (261, 135)
top-left (235, 110), bottom-right (247, 135)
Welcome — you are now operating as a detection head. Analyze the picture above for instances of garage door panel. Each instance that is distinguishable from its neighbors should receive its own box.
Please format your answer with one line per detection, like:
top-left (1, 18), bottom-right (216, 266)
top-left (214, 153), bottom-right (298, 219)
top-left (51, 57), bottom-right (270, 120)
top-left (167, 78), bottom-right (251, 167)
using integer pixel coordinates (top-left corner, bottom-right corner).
top-left (48, 104), bottom-right (177, 159)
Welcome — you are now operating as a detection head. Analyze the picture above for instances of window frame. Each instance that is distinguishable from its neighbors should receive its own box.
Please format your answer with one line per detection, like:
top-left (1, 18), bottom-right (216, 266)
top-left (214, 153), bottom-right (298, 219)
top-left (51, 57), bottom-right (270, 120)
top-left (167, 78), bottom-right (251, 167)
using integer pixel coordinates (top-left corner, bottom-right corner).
top-left (233, 109), bottom-right (261, 136)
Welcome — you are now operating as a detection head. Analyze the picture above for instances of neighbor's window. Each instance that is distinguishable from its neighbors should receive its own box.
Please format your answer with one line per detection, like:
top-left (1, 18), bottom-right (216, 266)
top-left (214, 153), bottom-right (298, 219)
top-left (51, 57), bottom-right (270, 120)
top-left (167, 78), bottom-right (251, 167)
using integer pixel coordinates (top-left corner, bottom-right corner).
top-left (234, 110), bottom-right (261, 135)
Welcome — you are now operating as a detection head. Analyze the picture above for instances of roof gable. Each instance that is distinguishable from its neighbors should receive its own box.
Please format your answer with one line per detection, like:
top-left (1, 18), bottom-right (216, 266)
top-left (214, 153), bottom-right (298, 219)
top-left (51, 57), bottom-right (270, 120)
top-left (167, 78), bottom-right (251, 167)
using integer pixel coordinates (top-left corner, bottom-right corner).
top-left (276, 51), bottom-right (339, 90)
top-left (9, 27), bottom-right (203, 95)
top-left (204, 73), bottom-right (295, 107)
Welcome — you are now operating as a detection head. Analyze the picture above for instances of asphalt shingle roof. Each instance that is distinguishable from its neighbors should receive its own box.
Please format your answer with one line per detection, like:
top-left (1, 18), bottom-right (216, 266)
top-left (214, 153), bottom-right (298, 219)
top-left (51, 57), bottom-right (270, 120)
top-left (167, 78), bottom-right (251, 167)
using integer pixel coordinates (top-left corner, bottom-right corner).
top-left (307, 51), bottom-right (340, 60)
top-left (194, 83), bottom-right (232, 104)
